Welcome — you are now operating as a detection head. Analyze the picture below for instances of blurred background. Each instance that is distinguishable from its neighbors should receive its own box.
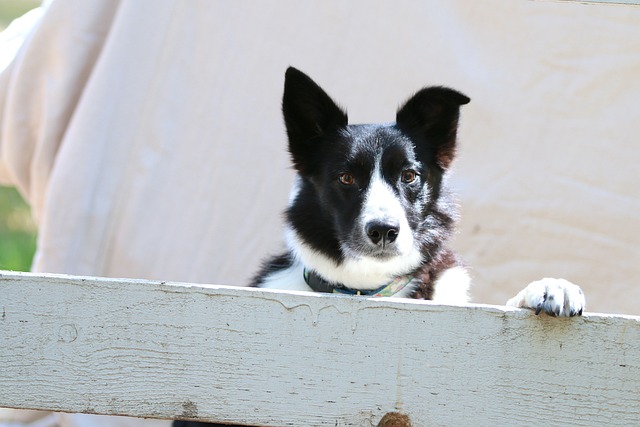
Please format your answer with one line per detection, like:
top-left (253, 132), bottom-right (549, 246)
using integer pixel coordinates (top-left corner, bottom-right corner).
top-left (0, 0), bottom-right (40, 271)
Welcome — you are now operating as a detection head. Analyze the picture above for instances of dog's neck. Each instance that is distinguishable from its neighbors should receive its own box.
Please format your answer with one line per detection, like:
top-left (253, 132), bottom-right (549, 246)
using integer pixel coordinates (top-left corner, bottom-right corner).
top-left (303, 268), bottom-right (414, 297)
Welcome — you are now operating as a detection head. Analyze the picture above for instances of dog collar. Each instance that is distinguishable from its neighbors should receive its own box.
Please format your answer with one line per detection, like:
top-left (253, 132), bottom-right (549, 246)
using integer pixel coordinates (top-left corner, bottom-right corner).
top-left (303, 268), bottom-right (414, 297)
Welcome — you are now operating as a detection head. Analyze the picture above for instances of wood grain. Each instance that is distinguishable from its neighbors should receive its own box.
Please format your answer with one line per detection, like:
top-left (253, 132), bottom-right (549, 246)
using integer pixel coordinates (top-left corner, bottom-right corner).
top-left (1, 271), bottom-right (639, 426)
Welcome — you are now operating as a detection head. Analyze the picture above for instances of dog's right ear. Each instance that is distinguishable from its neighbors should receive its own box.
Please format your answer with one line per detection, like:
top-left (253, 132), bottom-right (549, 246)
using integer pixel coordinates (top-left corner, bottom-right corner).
top-left (396, 87), bottom-right (470, 170)
top-left (282, 67), bottom-right (348, 173)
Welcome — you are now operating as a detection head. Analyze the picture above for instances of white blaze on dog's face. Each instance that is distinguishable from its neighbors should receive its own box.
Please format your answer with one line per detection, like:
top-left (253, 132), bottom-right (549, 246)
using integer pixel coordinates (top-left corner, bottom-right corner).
top-left (356, 159), bottom-right (416, 259)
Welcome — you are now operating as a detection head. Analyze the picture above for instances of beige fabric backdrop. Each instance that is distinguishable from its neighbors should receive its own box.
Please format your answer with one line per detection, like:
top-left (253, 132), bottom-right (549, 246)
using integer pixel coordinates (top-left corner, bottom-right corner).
top-left (1, 0), bottom-right (639, 311)
top-left (0, 1), bottom-right (639, 424)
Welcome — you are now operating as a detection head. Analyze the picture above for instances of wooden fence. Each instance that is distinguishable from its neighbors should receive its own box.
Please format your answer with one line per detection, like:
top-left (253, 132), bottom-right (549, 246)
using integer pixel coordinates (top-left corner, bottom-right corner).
top-left (1, 271), bottom-right (639, 426)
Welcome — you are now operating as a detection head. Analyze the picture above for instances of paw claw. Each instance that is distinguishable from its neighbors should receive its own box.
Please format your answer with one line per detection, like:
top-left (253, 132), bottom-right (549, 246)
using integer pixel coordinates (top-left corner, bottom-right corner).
top-left (508, 278), bottom-right (585, 318)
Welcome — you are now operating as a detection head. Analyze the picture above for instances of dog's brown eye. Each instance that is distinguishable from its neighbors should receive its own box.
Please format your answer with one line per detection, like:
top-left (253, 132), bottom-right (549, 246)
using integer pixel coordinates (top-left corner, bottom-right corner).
top-left (401, 170), bottom-right (417, 184)
top-left (338, 173), bottom-right (356, 186)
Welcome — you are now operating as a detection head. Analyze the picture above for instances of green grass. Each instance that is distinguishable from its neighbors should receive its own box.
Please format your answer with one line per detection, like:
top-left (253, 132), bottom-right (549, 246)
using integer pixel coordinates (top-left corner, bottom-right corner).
top-left (0, 186), bottom-right (36, 271)
top-left (0, 0), bottom-right (41, 29)
top-left (0, 1), bottom-right (41, 271)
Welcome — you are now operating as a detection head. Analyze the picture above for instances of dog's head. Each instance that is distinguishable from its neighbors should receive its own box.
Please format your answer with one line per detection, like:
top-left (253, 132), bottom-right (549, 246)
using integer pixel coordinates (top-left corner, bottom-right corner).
top-left (283, 67), bottom-right (469, 288)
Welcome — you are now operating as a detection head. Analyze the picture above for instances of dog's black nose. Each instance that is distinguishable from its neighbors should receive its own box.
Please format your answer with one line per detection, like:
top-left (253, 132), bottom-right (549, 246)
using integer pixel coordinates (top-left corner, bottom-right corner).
top-left (366, 221), bottom-right (399, 245)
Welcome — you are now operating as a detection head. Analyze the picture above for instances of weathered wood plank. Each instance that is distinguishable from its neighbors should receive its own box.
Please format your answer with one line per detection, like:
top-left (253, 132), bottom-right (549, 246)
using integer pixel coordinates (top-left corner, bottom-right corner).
top-left (1, 271), bottom-right (639, 426)
top-left (558, 0), bottom-right (640, 5)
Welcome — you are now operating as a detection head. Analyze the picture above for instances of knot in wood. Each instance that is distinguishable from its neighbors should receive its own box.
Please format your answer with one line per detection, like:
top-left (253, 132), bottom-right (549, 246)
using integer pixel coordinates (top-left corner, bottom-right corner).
top-left (377, 412), bottom-right (412, 427)
top-left (58, 324), bottom-right (78, 343)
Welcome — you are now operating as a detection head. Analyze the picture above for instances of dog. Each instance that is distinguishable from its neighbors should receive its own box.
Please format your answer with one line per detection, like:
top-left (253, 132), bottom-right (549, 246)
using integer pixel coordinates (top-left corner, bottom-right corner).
top-left (252, 66), bottom-right (585, 317)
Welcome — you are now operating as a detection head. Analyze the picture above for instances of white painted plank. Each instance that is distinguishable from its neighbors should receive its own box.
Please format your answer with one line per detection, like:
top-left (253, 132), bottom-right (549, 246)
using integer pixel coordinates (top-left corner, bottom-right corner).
top-left (557, 0), bottom-right (640, 5)
top-left (1, 271), bottom-right (639, 426)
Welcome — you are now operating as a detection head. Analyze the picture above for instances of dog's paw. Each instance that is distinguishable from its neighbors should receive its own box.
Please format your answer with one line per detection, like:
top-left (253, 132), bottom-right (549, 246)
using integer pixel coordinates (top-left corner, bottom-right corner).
top-left (506, 278), bottom-right (585, 317)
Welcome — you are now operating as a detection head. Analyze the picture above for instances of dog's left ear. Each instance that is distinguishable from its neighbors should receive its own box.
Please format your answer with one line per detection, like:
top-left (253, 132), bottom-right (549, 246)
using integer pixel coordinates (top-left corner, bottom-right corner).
top-left (396, 87), bottom-right (470, 169)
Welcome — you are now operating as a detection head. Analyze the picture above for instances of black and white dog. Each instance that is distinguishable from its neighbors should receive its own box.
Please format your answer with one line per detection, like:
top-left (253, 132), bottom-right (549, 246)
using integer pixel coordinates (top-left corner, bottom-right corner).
top-left (253, 67), bottom-right (585, 317)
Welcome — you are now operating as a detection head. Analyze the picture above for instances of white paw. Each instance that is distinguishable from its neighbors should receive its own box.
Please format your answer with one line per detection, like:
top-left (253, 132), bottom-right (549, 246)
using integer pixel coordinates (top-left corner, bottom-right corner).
top-left (506, 278), bottom-right (585, 317)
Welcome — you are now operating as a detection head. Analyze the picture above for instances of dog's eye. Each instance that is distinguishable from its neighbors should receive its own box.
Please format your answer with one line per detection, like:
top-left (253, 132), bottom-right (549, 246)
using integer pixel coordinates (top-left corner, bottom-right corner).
top-left (401, 170), bottom-right (418, 184)
top-left (338, 173), bottom-right (356, 186)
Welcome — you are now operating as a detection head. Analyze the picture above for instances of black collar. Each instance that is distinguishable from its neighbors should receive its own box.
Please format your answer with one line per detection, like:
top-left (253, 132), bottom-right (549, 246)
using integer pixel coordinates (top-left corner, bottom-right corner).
top-left (303, 268), bottom-right (413, 297)
top-left (303, 268), bottom-right (341, 293)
